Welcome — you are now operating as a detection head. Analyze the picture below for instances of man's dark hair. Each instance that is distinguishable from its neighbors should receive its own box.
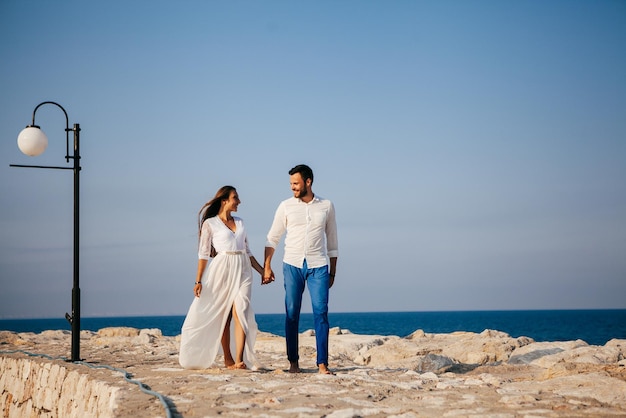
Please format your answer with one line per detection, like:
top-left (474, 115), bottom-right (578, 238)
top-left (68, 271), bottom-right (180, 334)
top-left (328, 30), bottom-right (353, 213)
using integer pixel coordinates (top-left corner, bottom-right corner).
top-left (289, 164), bottom-right (314, 184)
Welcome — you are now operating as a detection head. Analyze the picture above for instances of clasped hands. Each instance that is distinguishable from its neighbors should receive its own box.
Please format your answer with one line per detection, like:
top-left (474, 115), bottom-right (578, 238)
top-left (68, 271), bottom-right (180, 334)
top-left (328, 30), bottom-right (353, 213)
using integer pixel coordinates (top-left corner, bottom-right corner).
top-left (261, 267), bottom-right (275, 285)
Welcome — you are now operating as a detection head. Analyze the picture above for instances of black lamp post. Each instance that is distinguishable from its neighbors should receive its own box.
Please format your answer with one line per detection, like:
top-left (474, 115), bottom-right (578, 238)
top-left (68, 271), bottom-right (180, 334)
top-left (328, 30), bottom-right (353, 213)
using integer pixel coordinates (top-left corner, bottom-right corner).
top-left (10, 101), bottom-right (82, 362)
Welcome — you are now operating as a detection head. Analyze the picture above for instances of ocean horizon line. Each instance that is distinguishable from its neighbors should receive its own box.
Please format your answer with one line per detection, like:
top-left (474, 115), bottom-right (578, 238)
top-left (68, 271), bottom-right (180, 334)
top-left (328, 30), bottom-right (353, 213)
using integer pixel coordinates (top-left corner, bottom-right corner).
top-left (1, 307), bottom-right (625, 321)
top-left (2, 309), bottom-right (625, 345)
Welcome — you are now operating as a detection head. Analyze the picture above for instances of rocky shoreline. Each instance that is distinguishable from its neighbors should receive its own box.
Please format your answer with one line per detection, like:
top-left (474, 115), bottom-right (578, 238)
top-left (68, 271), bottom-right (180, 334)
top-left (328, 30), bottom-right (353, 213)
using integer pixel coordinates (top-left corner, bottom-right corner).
top-left (1, 327), bottom-right (625, 417)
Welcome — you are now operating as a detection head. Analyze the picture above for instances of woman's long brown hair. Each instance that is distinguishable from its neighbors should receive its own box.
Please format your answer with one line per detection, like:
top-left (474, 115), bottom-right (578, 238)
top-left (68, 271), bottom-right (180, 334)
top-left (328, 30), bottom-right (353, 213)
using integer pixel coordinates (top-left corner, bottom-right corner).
top-left (198, 185), bottom-right (236, 236)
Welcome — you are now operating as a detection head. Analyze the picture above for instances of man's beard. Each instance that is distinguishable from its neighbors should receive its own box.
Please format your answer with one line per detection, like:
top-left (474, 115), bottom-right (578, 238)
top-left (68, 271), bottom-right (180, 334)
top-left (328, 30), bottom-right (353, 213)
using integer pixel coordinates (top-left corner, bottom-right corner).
top-left (295, 188), bottom-right (309, 198)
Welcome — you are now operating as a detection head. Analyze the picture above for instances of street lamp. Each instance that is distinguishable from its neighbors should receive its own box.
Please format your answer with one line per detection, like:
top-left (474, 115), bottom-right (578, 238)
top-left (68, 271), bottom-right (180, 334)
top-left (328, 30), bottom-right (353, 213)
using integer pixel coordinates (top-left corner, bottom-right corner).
top-left (10, 101), bottom-right (82, 362)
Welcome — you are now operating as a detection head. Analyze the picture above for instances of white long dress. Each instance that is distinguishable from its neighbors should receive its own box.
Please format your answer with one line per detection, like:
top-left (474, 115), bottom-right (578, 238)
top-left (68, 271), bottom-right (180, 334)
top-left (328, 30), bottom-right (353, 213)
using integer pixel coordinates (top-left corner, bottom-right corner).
top-left (179, 216), bottom-right (259, 369)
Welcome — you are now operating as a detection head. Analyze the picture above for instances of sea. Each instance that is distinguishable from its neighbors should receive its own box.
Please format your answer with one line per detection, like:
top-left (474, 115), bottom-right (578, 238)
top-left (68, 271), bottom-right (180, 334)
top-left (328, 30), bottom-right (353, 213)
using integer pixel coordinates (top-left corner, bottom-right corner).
top-left (1, 310), bottom-right (625, 346)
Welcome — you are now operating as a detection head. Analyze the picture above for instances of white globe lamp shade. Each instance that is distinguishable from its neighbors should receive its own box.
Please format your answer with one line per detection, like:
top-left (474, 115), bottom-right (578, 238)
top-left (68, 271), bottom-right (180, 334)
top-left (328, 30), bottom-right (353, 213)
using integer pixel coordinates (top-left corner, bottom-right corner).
top-left (17, 126), bottom-right (48, 156)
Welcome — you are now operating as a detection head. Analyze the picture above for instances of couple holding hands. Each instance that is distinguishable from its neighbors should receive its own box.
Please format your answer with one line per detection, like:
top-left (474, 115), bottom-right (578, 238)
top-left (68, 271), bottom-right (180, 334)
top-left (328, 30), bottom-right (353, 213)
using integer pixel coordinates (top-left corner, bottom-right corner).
top-left (178, 164), bottom-right (338, 375)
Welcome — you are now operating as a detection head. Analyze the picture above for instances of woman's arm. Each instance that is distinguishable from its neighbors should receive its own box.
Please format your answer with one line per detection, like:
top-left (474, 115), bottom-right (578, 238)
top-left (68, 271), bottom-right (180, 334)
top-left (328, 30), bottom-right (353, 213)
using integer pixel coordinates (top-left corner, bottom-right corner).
top-left (193, 259), bottom-right (208, 297)
top-left (249, 256), bottom-right (264, 276)
top-left (195, 220), bottom-right (213, 297)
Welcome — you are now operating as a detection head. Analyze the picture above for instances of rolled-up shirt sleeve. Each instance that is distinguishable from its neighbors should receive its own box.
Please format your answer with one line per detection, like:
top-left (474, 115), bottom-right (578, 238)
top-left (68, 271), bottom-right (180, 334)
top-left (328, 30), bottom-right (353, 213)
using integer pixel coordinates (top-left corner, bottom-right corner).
top-left (244, 235), bottom-right (253, 257)
top-left (198, 220), bottom-right (213, 260)
top-left (265, 201), bottom-right (287, 249)
top-left (326, 202), bottom-right (338, 258)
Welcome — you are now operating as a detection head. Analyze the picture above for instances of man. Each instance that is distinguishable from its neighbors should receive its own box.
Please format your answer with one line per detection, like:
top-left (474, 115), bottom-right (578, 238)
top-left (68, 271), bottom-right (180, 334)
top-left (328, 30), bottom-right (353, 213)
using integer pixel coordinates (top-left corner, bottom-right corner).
top-left (263, 164), bottom-right (338, 374)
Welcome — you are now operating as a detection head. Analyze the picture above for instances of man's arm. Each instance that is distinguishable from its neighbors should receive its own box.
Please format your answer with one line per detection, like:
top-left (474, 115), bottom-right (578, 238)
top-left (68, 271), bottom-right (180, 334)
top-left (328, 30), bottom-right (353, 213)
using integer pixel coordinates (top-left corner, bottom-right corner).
top-left (263, 202), bottom-right (285, 285)
top-left (262, 246), bottom-right (276, 284)
top-left (325, 201), bottom-right (338, 259)
top-left (328, 256), bottom-right (337, 288)
top-left (326, 201), bottom-right (338, 289)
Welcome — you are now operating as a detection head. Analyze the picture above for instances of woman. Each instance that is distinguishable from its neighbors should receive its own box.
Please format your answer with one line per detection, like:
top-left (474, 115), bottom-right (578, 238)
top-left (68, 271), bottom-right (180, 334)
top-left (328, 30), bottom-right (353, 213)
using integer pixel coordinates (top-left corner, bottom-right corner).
top-left (179, 186), bottom-right (264, 370)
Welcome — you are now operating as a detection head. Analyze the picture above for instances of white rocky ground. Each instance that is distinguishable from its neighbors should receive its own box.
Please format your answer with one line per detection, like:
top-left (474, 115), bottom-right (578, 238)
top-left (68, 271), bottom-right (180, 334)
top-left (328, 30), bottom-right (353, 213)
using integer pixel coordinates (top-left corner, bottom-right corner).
top-left (1, 327), bottom-right (625, 417)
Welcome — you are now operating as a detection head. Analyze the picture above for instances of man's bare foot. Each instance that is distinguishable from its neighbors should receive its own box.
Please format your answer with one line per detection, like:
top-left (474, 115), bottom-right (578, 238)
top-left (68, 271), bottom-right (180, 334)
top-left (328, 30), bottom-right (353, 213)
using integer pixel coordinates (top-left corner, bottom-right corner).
top-left (288, 361), bottom-right (301, 373)
top-left (318, 364), bottom-right (334, 375)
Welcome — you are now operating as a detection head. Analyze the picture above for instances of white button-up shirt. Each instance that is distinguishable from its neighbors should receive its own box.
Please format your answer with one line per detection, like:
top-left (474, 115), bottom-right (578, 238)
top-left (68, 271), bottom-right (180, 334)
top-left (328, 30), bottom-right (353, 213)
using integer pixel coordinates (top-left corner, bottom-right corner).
top-left (266, 195), bottom-right (338, 269)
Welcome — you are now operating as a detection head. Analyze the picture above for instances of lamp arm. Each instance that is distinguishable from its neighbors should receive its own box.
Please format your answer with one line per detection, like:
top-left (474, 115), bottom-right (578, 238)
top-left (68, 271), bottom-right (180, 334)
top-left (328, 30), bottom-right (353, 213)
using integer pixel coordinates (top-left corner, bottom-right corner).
top-left (32, 101), bottom-right (71, 162)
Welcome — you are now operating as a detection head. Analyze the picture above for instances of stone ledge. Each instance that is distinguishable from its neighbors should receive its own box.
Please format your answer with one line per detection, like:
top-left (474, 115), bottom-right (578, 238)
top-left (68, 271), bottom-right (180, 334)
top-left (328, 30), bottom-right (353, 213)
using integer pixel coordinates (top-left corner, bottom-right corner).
top-left (0, 356), bottom-right (119, 418)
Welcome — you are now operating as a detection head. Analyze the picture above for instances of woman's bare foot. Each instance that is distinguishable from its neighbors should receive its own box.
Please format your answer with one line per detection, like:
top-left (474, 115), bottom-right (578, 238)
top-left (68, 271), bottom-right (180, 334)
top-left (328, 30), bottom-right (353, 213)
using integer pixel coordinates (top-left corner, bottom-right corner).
top-left (228, 362), bottom-right (247, 370)
top-left (288, 361), bottom-right (301, 373)
top-left (318, 364), bottom-right (334, 375)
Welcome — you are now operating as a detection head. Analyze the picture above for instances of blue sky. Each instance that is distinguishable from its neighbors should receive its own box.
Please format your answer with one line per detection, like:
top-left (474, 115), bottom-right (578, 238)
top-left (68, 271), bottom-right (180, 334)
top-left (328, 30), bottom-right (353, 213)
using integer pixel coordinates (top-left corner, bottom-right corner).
top-left (1, 0), bottom-right (625, 319)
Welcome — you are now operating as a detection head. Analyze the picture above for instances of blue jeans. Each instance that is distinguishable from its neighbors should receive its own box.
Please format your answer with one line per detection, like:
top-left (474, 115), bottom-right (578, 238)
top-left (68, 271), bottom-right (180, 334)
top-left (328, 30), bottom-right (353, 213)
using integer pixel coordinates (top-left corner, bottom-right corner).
top-left (283, 259), bottom-right (330, 366)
